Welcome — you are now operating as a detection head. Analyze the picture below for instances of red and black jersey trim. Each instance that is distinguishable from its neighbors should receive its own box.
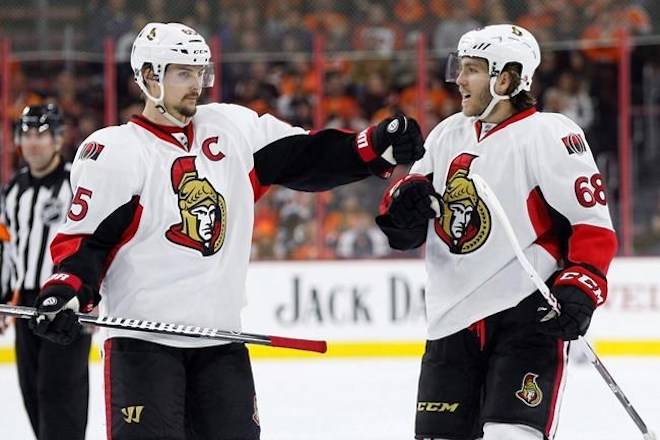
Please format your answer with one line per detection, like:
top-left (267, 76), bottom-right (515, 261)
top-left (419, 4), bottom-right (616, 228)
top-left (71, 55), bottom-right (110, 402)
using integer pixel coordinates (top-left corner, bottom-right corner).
top-left (252, 128), bottom-right (391, 193)
top-left (524, 186), bottom-right (616, 306)
top-left (474, 107), bottom-right (537, 142)
top-left (50, 196), bottom-right (143, 308)
top-left (129, 115), bottom-right (194, 152)
top-left (249, 168), bottom-right (270, 202)
top-left (526, 187), bottom-right (564, 262)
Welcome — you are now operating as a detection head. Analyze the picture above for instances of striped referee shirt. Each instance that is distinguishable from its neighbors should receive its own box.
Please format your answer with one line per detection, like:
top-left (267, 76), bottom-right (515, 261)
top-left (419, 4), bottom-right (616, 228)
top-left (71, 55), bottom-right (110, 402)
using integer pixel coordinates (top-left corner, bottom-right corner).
top-left (0, 159), bottom-right (72, 299)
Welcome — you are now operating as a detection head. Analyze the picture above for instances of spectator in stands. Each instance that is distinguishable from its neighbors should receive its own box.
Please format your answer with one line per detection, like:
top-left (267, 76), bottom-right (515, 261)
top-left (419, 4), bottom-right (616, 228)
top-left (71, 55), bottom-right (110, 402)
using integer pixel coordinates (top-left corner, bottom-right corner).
top-left (303, 0), bottom-right (348, 38)
top-left (322, 71), bottom-right (361, 127)
top-left (556, 70), bottom-right (595, 131)
top-left (394, 0), bottom-right (427, 47)
top-left (336, 208), bottom-right (389, 258)
top-left (218, 8), bottom-right (242, 52)
top-left (482, 0), bottom-right (510, 25)
top-left (554, 4), bottom-right (584, 41)
top-left (394, 0), bottom-right (426, 31)
top-left (146, 0), bottom-right (168, 23)
top-left (580, 1), bottom-right (651, 64)
top-left (87, 0), bottom-right (132, 52)
top-left (7, 67), bottom-right (42, 121)
top-left (429, 0), bottom-right (481, 20)
top-left (516, 0), bottom-right (556, 37)
top-left (53, 71), bottom-right (83, 120)
top-left (268, 9), bottom-right (313, 52)
top-left (274, 190), bottom-right (316, 259)
top-left (541, 86), bottom-right (566, 114)
top-left (353, 3), bottom-right (401, 56)
top-left (116, 14), bottom-right (149, 62)
top-left (433, 0), bottom-right (481, 56)
top-left (252, 201), bottom-right (279, 260)
top-left (358, 72), bottom-right (389, 120)
top-left (182, 0), bottom-right (212, 39)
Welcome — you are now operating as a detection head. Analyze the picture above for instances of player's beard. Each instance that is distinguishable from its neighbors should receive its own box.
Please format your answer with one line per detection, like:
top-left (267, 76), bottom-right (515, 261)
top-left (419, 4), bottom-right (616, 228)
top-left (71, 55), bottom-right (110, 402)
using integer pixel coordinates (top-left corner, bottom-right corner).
top-left (464, 86), bottom-right (493, 117)
top-left (175, 96), bottom-right (199, 118)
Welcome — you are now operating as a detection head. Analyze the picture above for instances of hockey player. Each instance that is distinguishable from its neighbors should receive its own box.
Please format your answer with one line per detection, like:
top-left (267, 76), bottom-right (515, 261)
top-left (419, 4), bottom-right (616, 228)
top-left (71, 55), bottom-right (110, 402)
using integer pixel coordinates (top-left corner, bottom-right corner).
top-left (1, 104), bottom-right (91, 440)
top-left (29, 23), bottom-right (424, 439)
top-left (376, 25), bottom-right (617, 440)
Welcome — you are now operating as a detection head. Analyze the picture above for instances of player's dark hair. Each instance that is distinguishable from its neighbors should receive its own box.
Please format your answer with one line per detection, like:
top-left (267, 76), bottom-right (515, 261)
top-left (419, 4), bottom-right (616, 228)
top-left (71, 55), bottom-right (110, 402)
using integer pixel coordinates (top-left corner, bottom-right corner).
top-left (502, 62), bottom-right (537, 111)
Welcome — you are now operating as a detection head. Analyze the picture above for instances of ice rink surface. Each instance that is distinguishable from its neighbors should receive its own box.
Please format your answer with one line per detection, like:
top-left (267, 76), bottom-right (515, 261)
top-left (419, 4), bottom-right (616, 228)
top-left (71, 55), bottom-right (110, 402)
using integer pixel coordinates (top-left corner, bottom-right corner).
top-left (1, 355), bottom-right (658, 439)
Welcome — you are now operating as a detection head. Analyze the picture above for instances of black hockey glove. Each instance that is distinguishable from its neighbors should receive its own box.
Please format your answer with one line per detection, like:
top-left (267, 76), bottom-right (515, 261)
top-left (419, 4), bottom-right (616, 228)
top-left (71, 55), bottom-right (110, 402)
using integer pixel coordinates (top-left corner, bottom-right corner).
top-left (538, 285), bottom-right (596, 341)
top-left (377, 174), bottom-right (442, 229)
top-left (30, 273), bottom-right (93, 345)
top-left (538, 265), bottom-right (606, 341)
top-left (372, 115), bottom-right (425, 165)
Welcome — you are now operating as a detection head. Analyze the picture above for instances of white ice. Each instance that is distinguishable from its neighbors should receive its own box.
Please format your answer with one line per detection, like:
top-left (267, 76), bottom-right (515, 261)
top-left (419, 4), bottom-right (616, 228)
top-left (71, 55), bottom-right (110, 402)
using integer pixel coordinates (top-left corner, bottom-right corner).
top-left (0, 356), bottom-right (658, 439)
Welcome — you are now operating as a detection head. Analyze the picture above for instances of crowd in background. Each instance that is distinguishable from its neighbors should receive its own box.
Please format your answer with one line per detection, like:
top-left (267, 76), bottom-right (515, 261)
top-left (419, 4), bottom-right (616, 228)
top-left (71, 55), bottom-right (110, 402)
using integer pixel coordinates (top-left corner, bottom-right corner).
top-left (2, 0), bottom-right (660, 257)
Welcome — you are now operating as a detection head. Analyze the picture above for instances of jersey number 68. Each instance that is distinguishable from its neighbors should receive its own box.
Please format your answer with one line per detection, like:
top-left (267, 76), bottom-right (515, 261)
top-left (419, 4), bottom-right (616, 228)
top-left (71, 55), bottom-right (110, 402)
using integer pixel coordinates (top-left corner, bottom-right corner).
top-left (574, 174), bottom-right (607, 207)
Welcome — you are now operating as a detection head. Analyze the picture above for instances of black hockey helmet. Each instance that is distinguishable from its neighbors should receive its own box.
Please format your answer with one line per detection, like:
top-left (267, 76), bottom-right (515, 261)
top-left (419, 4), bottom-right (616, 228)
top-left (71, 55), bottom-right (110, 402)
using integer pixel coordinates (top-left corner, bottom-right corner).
top-left (14, 104), bottom-right (63, 143)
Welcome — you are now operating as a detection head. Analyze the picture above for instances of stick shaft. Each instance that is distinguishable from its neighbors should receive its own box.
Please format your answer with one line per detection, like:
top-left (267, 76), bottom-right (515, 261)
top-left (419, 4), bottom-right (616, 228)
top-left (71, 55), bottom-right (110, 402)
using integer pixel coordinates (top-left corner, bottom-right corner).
top-left (471, 174), bottom-right (653, 439)
top-left (0, 304), bottom-right (327, 353)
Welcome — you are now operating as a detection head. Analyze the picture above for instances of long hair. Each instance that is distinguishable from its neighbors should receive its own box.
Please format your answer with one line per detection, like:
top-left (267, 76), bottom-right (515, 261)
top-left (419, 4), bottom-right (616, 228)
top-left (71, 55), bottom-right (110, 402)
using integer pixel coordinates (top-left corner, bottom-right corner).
top-left (503, 62), bottom-right (537, 112)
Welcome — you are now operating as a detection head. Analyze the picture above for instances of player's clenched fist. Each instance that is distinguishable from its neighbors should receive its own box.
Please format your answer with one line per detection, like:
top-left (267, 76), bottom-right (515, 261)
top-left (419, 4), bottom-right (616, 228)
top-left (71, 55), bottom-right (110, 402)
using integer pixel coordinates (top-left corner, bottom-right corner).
top-left (359, 114), bottom-right (425, 165)
top-left (379, 174), bottom-right (442, 228)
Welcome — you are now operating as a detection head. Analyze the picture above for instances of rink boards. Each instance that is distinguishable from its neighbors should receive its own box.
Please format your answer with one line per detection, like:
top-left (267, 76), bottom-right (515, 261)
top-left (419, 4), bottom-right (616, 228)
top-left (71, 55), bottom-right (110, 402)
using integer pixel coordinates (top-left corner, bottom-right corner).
top-left (1, 257), bottom-right (659, 361)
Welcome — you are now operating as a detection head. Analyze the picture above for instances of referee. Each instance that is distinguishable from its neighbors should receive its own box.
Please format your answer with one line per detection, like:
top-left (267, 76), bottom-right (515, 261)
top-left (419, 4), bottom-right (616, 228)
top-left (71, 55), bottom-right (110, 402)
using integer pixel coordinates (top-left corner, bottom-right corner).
top-left (0, 104), bottom-right (90, 439)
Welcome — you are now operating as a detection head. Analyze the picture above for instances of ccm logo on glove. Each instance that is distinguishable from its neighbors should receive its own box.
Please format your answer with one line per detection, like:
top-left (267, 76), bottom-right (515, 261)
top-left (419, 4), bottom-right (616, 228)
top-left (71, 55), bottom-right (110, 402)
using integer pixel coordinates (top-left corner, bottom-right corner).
top-left (557, 271), bottom-right (604, 305)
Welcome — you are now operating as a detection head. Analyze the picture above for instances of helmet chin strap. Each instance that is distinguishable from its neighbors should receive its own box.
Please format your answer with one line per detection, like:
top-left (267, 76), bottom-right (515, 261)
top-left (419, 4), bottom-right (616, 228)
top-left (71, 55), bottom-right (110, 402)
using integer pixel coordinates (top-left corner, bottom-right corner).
top-left (476, 77), bottom-right (524, 121)
top-left (139, 78), bottom-right (190, 128)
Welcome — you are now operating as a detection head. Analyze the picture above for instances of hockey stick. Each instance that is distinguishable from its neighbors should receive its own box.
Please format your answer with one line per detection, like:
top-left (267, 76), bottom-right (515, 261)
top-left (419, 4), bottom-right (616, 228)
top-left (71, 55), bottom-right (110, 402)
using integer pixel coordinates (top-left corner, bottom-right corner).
top-left (0, 304), bottom-right (327, 354)
top-left (470, 174), bottom-right (656, 440)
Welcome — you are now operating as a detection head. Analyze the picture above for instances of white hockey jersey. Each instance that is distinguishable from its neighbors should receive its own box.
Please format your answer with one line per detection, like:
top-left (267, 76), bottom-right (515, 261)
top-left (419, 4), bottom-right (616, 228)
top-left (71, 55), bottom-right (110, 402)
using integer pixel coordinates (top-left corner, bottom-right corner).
top-left (409, 108), bottom-right (617, 340)
top-left (49, 103), bottom-right (389, 347)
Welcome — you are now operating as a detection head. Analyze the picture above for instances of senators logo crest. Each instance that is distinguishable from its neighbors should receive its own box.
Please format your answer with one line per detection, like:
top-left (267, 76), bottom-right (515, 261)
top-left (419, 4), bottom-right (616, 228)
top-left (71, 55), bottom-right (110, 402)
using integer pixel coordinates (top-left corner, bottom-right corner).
top-left (165, 156), bottom-right (227, 256)
top-left (515, 373), bottom-right (543, 407)
top-left (434, 153), bottom-right (491, 254)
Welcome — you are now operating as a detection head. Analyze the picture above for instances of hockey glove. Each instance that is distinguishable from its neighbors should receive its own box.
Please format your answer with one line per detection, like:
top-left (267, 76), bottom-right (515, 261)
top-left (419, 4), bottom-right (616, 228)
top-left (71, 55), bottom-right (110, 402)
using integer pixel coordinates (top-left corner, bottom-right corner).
top-left (30, 273), bottom-right (92, 345)
top-left (538, 266), bottom-right (606, 341)
top-left (377, 174), bottom-right (442, 229)
top-left (372, 115), bottom-right (425, 165)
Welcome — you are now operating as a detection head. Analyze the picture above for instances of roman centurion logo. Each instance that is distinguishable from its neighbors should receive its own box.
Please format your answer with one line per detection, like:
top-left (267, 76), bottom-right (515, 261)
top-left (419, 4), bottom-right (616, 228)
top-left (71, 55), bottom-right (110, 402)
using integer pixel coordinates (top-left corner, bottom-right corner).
top-left (165, 156), bottom-right (227, 256)
top-left (515, 373), bottom-right (543, 407)
top-left (434, 153), bottom-right (491, 254)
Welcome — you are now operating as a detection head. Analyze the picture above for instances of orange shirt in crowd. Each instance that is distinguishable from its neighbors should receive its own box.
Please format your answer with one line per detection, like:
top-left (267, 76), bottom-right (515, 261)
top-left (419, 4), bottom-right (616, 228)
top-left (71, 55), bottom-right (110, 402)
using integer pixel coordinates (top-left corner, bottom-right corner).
top-left (516, 11), bottom-right (556, 33)
top-left (429, 0), bottom-right (481, 18)
top-left (394, 0), bottom-right (426, 25)
top-left (303, 10), bottom-right (348, 34)
top-left (322, 95), bottom-right (360, 120)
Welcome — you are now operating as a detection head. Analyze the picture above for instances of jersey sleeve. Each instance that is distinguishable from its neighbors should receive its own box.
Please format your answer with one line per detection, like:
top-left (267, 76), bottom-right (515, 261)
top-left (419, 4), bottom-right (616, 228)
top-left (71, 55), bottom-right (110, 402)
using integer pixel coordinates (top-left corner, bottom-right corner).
top-left (219, 104), bottom-right (393, 193)
top-left (46, 128), bottom-right (143, 311)
top-left (409, 122), bottom-right (440, 177)
top-left (532, 115), bottom-right (617, 305)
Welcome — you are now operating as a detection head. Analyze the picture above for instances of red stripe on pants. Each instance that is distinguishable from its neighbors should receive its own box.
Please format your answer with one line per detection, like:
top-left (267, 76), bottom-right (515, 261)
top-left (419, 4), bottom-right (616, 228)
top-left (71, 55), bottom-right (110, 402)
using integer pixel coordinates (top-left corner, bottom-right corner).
top-left (104, 339), bottom-right (113, 440)
top-left (545, 339), bottom-right (565, 438)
